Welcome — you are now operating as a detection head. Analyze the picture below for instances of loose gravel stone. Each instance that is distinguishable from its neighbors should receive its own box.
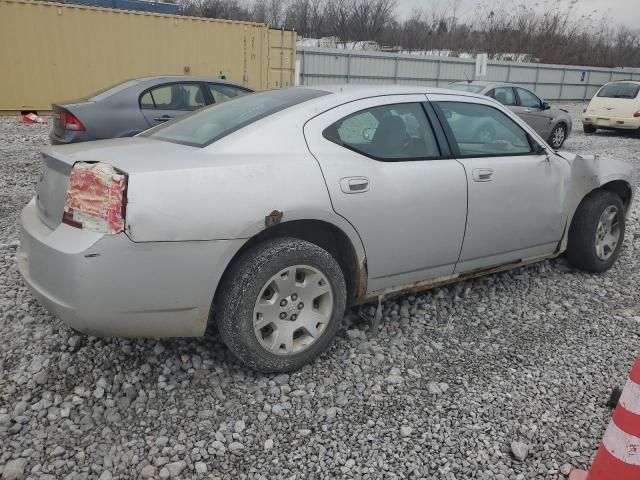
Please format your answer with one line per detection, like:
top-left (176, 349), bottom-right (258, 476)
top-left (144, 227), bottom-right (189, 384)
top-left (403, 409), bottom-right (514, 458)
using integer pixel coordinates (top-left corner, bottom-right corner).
top-left (2, 458), bottom-right (28, 480)
top-left (511, 440), bottom-right (530, 462)
top-left (0, 107), bottom-right (639, 479)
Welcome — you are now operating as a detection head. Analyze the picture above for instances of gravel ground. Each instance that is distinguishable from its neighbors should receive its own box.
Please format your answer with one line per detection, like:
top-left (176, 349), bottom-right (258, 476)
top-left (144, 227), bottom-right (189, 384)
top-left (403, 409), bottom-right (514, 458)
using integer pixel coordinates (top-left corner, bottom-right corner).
top-left (1, 104), bottom-right (640, 480)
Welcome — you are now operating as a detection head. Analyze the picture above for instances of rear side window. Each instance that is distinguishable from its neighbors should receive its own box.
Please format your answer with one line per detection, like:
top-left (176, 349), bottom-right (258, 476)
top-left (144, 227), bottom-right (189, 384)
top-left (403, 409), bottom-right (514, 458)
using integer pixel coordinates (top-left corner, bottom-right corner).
top-left (597, 83), bottom-right (640, 99)
top-left (208, 84), bottom-right (250, 103)
top-left (488, 87), bottom-right (516, 106)
top-left (436, 102), bottom-right (533, 157)
top-left (323, 103), bottom-right (441, 161)
top-left (140, 83), bottom-right (206, 111)
top-left (144, 88), bottom-right (329, 147)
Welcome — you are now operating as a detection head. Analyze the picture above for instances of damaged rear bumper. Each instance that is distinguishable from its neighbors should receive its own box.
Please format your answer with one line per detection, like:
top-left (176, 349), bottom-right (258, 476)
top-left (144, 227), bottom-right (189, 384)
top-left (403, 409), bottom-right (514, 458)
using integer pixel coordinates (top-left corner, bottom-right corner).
top-left (17, 198), bottom-right (243, 338)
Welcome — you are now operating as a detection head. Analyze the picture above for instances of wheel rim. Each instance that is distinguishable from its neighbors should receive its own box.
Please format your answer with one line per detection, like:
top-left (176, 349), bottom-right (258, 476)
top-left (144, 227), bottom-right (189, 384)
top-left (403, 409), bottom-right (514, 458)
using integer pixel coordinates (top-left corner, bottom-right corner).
top-left (552, 127), bottom-right (565, 148)
top-left (595, 205), bottom-right (621, 261)
top-left (253, 265), bottom-right (333, 356)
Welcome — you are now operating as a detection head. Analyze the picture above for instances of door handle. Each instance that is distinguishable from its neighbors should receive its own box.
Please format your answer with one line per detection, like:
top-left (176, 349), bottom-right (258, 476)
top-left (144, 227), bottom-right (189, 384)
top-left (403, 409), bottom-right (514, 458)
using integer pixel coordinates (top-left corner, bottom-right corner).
top-left (525, 109), bottom-right (532, 113)
top-left (154, 115), bottom-right (172, 122)
top-left (472, 168), bottom-right (493, 182)
top-left (340, 177), bottom-right (370, 194)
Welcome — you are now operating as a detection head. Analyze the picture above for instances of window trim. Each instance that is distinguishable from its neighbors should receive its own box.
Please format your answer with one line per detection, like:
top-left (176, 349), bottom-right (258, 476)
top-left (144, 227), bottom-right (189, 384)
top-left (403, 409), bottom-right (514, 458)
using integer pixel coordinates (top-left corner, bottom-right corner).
top-left (432, 100), bottom-right (541, 159)
top-left (138, 82), bottom-right (207, 111)
top-left (321, 102), bottom-right (450, 163)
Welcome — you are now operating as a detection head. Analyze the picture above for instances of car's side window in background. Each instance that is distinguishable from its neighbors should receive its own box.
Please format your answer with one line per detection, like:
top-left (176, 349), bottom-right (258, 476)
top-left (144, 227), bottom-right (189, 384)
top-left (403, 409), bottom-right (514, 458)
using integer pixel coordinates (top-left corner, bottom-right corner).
top-left (516, 88), bottom-right (542, 109)
top-left (436, 101), bottom-right (533, 157)
top-left (140, 84), bottom-right (206, 111)
top-left (208, 84), bottom-right (250, 103)
top-left (488, 87), bottom-right (517, 106)
top-left (139, 91), bottom-right (155, 109)
top-left (323, 103), bottom-right (441, 161)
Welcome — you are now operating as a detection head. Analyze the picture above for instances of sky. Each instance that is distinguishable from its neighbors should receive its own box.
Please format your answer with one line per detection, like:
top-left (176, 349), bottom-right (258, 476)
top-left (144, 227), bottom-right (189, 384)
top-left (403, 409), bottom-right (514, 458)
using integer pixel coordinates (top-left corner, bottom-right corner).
top-left (396, 0), bottom-right (640, 29)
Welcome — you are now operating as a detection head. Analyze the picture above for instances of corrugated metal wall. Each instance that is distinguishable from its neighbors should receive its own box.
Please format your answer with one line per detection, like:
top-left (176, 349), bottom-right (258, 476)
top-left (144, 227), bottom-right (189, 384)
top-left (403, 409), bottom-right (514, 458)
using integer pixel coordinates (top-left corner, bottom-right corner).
top-left (298, 47), bottom-right (640, 101)
top-left (267, 29), bottom-right (295, 88)
top-left (0, 0), bottom-right (296, 112)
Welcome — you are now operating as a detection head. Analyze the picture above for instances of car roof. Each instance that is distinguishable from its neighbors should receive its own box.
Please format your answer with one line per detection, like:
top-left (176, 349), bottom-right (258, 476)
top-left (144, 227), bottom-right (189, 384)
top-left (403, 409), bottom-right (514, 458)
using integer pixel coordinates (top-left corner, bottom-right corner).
top-left (302, 84), bottom-right (489, 102)
top-left (133, 75), bottom-right (250, 89)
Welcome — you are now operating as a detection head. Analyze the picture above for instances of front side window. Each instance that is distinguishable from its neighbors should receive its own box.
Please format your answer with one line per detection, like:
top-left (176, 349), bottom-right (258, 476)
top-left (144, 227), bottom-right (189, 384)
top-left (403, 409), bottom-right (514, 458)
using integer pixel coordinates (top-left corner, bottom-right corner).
top-left (208, 84), bottom-right (250, 103)
top-left (144, 88), bottom-right (329, 147)
top-left (436, 101), bottom-right (533, 157)
top-left (516, 88), bottom-right (542, 109)
top-left (488, 87), bottom-right (517, 106)
top-left (323, 103), bottom-right (440, 161)
top-left (597, 83), bottom-right (640, 99)
top-left (140, 83), bottom-right (206, 111)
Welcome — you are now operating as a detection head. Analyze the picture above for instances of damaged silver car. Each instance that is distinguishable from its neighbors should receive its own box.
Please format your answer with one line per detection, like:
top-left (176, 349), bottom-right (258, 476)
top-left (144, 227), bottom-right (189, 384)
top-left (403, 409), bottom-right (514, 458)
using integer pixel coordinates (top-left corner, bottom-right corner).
top-left (18, 86), bottom-right (634, 372)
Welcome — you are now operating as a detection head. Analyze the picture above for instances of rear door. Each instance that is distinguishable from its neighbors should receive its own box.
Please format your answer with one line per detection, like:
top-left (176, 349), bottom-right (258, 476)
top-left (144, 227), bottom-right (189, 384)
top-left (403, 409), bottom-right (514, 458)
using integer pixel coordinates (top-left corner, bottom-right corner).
top-left (513, 87), bottom-right (552, 137)
top-left (139, 83), bottom-right (207, 126)
top-left (304, 95), bottom-right (468, 292)
top-left (430, 95), bottom-right (568, 273)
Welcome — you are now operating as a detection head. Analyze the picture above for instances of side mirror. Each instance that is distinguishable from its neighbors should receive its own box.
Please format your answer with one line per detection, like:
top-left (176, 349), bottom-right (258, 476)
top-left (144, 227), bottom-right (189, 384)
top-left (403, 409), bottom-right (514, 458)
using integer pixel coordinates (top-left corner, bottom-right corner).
top-left (541, 101), bottom-right (551, 110)
top-left (534, 143), bottom-right (547, 155)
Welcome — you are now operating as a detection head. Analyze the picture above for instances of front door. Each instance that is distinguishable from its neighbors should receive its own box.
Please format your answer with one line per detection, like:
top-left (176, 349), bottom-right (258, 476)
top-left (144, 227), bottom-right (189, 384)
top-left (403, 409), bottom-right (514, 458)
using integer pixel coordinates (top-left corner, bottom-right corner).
top-left (431, 95), bottom-right (568, 273)
top-left (513, 87), bottom-right (552, 138)
top-left (304, 95), bottom-right (468, 292)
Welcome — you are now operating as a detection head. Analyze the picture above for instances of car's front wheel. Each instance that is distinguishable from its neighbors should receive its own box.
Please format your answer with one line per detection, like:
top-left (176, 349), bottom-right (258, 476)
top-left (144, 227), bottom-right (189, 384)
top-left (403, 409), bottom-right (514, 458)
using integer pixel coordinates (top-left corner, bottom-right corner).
top-left (548, 124), bottom-right (567, 149)
top-left (583, 124), bottom-right (597, 134)
top-left (566, 190), bottom-right (625, 273)
top-left (216, 237), bottom-right (346, 372)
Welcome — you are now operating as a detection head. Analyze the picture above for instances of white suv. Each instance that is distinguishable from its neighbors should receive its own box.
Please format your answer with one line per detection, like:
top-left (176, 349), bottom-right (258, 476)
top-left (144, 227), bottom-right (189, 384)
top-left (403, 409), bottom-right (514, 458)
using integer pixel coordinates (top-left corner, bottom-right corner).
top-left (582, 81), bottom-right (640, 135)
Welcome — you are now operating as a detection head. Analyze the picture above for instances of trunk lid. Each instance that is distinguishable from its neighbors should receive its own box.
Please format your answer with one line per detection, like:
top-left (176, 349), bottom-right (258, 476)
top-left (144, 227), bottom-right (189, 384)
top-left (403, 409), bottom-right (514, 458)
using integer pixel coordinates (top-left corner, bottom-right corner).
top-left (587, 95), bottom-right (640, 118)
top-left (35, 137), bottom-right (204, 229)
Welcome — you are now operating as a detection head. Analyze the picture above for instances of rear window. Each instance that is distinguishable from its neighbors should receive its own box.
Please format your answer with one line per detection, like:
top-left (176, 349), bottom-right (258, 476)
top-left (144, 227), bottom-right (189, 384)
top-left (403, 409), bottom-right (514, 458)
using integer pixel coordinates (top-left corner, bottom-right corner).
top-left (144, 88), bottom-right (329, 147)
top-left (597, 83), bottom-right (640, 99)
top-left (448, 83), bottom-right (485, 94)
top-left (86, 80), bottom-right (140, 101)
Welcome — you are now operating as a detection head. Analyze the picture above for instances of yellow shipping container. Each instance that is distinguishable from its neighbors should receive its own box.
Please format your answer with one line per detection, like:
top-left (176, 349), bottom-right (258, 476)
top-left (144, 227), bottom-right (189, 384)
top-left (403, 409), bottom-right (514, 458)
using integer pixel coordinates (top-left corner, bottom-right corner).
top-left (0, 0), bottom-right (296, 113)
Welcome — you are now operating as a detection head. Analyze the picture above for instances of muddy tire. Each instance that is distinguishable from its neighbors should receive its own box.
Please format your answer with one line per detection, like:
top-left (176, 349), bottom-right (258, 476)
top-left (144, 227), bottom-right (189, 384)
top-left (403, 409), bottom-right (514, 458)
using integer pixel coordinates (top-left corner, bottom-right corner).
top-left (216, 237), bottom-right (346, 372)
top-left (566, 191), bottom-right (625, 273)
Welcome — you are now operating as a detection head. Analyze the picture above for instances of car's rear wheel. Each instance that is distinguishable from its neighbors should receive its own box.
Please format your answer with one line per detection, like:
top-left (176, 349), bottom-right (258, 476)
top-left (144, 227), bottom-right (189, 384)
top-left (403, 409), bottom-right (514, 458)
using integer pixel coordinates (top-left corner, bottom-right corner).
top-left (566, 190), bottom-right (625, 273)
top-left (583, 124), bottom-right (597, 134)
top-left (548, 124), bottom-right (567, 149)
top-left (216, 237), bottom-right (346, 372)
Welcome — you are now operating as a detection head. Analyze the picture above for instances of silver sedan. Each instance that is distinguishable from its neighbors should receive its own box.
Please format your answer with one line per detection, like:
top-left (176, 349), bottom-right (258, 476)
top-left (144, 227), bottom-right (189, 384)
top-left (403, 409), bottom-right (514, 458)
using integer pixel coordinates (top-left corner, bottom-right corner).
top-left (19, 86), bottom-right (634, 372)
top-left (449, 81), bottom-right (573, 149)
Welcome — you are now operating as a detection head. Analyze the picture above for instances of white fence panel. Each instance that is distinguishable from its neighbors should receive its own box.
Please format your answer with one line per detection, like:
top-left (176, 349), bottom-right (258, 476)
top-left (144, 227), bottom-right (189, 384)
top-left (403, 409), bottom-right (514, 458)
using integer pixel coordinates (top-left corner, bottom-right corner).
top-left (298, 47), bottom-right (640, 100)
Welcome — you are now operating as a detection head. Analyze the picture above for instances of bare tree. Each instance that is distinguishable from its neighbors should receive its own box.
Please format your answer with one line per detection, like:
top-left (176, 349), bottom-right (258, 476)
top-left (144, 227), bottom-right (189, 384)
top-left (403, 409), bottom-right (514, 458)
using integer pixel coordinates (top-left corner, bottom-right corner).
top-left (179, 0), bottom-right (640, 68)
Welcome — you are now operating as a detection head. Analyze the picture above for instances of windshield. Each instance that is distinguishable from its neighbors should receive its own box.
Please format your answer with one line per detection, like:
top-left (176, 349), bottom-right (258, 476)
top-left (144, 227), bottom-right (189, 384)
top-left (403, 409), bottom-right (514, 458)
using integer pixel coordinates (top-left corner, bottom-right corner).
top-left (144, 88), bottom-right (330, 147)
top-left (597, 83), bottom-right (640, 99)
top-left (448, 83), bottom-right (485, 94)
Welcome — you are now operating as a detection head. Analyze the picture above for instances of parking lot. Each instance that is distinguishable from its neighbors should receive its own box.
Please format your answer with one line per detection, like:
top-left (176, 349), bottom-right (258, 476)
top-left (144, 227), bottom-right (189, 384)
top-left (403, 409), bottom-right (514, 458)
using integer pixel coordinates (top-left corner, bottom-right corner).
top-left (0, 103), bottom-right (639, 479)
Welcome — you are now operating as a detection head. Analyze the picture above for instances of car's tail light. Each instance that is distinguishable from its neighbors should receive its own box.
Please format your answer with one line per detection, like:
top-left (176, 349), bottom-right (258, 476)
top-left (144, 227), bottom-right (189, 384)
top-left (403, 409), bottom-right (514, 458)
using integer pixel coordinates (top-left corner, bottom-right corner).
top-left (62, 162), bottom-right (127, 234)
top-left (634, 111), bottom-right (640, 118)
top-left (58, 110), bottom-right (85, 131)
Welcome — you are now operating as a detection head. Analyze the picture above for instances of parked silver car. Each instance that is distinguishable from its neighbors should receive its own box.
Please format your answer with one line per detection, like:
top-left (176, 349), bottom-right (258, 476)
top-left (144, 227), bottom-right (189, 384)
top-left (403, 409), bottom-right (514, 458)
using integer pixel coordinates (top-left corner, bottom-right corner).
top-left (19, 86), bottom-right (633, 372)
top-left (50, 76), bottom-right (253, 145)
top-left (449, 81), bottom-right (573, 149)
